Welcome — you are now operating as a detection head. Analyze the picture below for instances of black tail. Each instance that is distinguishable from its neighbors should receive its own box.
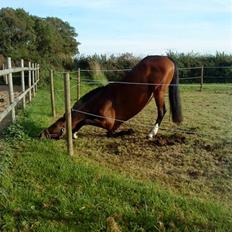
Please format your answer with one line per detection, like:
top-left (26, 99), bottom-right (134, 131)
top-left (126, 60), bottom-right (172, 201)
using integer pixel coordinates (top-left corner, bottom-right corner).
top-left (168, 60), bottom-right (183, 124)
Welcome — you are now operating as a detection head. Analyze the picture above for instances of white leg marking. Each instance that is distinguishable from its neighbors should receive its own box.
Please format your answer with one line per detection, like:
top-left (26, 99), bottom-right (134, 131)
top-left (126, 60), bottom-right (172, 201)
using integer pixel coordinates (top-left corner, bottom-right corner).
top-left (148, 123), bottom-right (159, 139)
top-left (153, 123), bottom-right (159, 135)
top-left (73, 132), bottom-right (78, 139)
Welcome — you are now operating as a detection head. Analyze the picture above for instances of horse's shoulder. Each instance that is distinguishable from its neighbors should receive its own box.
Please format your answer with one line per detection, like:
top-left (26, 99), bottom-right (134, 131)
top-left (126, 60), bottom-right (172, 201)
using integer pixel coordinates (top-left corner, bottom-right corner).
top-left (73, 86), bottom-right (107, 109)
top-left (83, 86), bottom-right (105, 99)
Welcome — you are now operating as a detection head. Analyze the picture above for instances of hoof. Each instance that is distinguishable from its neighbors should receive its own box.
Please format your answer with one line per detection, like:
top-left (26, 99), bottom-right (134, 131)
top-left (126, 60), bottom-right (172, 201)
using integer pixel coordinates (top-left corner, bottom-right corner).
top-left (73, 132), bottom-right (78, 139)
top-left (147, 133), bottom-right (154, 140)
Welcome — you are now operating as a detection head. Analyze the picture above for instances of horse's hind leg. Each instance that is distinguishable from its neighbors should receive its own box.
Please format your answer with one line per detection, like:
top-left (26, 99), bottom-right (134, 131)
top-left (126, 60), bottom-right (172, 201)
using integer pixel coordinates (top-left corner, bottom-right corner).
top-left (107, 128), bottom-right (134, 138)
top-left (148, 90), bottom-right (167, 139)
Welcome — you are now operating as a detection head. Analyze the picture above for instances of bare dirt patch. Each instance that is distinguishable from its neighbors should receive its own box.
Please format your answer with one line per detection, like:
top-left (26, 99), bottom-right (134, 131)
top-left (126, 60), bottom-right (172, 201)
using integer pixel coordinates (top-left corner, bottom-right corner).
top-left (149, 134), bottom-right (186, 146)
top-left (0, 85), bottom-right (22, 112)
top-left (78, 128), bottom-right (232, 205)
top-left (0, 85), bottom-right (22, 129)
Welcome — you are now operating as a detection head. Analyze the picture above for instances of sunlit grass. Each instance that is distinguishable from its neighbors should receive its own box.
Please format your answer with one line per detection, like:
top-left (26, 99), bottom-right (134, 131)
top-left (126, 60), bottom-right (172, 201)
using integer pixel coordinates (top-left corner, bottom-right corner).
top-left (0, 77), bottom-right (231, 231)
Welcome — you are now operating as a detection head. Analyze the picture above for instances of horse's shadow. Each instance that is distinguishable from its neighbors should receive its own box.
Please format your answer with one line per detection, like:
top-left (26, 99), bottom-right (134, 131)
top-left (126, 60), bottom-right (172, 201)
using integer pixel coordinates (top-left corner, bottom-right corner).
top-left (77, 128), bottom-right (135, 139)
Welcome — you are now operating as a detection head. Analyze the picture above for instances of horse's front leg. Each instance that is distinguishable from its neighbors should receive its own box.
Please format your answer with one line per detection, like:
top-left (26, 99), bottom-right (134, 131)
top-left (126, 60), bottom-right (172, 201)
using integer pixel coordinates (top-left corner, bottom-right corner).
top-left (72, 117), bottom-right (114, 139)
top-left (72, 120), bottom-right (85, 139)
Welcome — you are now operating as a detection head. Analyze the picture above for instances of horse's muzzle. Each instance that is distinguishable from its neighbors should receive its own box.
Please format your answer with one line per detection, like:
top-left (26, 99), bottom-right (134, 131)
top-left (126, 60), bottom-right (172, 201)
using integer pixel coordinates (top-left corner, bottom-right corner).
top-left (39, 128), bottom-right (65, 140)
top-left (39, 129), bottom-right (49, 139)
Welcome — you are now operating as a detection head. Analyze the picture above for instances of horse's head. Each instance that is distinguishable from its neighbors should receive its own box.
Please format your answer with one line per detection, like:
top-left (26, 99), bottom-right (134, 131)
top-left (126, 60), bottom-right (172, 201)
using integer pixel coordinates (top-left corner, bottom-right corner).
top-left (39, 117), bottom-right (66, 140)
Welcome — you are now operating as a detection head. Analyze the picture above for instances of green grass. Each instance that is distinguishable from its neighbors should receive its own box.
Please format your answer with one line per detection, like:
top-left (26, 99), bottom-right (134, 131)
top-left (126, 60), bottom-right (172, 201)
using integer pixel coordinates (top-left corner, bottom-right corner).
top-left (0, 76), bottom-right (232, 231)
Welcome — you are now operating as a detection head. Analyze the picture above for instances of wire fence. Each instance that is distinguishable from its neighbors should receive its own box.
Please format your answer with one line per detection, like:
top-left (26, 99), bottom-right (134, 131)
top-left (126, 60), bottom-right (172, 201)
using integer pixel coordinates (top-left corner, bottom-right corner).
top-left (53, 65), bottom-right (232, 88)
top-left (48, 66), bottom-right (232, 155)
top-left (71, 108), bottom-right (218, 137)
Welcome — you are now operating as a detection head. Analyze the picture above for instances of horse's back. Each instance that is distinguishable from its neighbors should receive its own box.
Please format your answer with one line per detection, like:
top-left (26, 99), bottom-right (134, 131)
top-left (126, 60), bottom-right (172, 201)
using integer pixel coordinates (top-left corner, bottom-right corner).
top-left (138, 56), bottom-right (175, 73)
top-left (132, 56), bottom-right (175, 85)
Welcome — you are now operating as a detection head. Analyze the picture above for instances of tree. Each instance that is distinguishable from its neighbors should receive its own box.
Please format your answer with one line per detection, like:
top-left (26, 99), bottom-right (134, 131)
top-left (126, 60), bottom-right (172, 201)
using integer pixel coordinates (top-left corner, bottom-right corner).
top-left (0, 8), bottom-right (79, 74)
top-left (46, 17), bottom-right (79, 68)
top-left (0, 8), bottom-right (36, 61)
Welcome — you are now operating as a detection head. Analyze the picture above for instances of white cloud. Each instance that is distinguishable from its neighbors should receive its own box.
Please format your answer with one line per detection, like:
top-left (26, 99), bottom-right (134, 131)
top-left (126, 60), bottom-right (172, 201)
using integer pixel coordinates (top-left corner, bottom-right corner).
top-left (41, 0), bottom-right (232, 13)
top-left (2, 0), bottom-right (231, 55)
top-left (157, 0), bottom-right (232, 13)
top-left (79, 36), bottom-right (232, 56)
top-left (43, 0), bottom-right (117, 9)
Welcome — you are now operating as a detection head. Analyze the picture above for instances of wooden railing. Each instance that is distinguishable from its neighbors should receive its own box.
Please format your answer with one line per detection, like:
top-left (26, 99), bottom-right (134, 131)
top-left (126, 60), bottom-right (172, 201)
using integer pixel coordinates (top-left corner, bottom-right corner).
top-left (0, 57), bottom-right (40, 124)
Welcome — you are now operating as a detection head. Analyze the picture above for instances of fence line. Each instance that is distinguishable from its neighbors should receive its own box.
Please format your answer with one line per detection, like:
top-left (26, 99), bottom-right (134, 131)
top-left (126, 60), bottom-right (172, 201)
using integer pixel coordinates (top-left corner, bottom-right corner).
top-left (80, 68), bottom-right (132, 72)
top-left (71, 108), bottom-right (226, 137)
top-left (204, 66), bottom-right (232, 69)
top-left (54, 65), bottom-right (232, 93)
top-left (53, 66), bottom-right (232, 75)
top-left (0, 57), bottom-right (40, 124)
top-left (78, 80), bottom-right (231, 88)
top-left (0, 67), bottom-right (39, 76)
top-left (50, 66), bottom-right (232, 155)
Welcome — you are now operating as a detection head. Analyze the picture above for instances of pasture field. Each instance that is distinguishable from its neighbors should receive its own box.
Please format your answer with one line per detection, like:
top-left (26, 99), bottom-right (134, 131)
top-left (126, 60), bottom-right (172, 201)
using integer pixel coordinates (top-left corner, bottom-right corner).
top-left (0, 75), bottom-right (232, 231)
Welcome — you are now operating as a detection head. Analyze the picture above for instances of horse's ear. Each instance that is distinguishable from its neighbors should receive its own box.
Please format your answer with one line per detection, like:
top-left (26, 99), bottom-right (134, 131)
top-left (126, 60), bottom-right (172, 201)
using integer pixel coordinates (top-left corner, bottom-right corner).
top-left (61, 115), bottom-right (66, 121)
top-left (54, 116), bottom-right (65, 124)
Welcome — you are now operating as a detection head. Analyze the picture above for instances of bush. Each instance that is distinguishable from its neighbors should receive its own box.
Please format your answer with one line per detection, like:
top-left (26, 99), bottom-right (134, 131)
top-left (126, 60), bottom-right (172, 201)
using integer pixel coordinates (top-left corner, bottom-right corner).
top-left (167, 51), bottom-right (232, 83)
top-left (74, 53), bottom-right (140, 81)
top-left (75, 52), bottom-right (232, 83)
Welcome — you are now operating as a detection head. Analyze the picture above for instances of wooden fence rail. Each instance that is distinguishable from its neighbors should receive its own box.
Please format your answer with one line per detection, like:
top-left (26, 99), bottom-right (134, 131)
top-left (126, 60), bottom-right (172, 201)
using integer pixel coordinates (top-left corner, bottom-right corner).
top-left (0, 57), bottom-right (40, 124)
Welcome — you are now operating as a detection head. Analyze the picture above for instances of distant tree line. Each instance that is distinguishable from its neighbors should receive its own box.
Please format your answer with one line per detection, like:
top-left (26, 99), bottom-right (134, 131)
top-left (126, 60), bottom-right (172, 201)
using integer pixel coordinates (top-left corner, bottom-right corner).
top-left (0, 7), bottom-right (231, 84)
top-left (0, 7), bottom-right (79, 83)
top-left (167, 51), bottom-right (232, 83)
top-left (74, 52), bottom-right (232, 83)
top-left (74, 53), bottom-right (140, 81)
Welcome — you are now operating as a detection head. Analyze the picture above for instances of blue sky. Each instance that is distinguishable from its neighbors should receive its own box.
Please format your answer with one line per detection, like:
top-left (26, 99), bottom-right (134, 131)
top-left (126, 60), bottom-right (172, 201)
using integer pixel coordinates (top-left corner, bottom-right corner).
top-left (1, 0), bottom-right (232, 56)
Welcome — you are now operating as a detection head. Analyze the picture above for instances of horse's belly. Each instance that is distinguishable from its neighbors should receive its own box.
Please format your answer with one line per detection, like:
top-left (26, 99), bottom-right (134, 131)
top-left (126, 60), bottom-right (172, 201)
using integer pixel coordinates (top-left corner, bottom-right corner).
top-left (115, 91), bottom-right (152, 121)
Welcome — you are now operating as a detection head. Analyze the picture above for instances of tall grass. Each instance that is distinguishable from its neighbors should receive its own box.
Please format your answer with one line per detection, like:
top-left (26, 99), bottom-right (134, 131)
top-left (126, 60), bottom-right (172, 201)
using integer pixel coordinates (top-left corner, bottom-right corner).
top-left (0, 77), bottom-right (231, 231)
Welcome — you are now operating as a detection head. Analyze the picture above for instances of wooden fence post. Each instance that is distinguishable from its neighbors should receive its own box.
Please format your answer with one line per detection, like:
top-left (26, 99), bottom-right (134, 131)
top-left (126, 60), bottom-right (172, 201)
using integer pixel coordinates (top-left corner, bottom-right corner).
top-left (34, 63), bottom-right (37, 92)
top-left (200, 65), bottom-right (204, 91)
top-left (37, 64), bottom-right (40, 81)
top-left (21, 59), bottom-right (26, 109)
top-left (28, 61), bottom-right (32, 102)
top-left (32, 63), bottom-right (35, 97)
top-left (3, 64), bottom-right (8, 85)
top-left (77, 68), bottom-right (81, 100)
top-left (50, 70), bottom-right (56, 117)
top-left (7, 57), bottom-right (15, 122)
top-left (64, 72), bottom-right (73, 156)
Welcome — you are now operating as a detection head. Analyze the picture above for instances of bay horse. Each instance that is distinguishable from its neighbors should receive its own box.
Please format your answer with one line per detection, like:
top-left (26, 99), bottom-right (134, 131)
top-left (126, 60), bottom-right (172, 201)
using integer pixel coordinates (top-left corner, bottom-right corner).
top-left (40, 56), bottom-right (182, 140)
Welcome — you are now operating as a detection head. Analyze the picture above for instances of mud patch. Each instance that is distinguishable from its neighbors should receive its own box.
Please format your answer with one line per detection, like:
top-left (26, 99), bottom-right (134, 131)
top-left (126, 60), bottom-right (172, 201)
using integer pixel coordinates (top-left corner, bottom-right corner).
top-left (107, 129), bottom-right (135, 138)
top-left (194, 139), bottom-right (231, 152)
top-left (0, 85), bottom-right (23, 130)
top-left (106, 142), bottom-right (121, 155)
top-left (150, 134), bottom-right (186, 146)
top-left (0, 85), bottom-right (22, 112)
